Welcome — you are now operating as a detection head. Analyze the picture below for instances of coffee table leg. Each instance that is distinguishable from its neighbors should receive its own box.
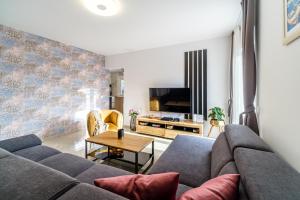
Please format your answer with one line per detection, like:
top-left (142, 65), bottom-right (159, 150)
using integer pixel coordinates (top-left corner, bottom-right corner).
top-left (107, 146), bottom-right (110, 158)
top-left (151, 141), bottom-right (154, 162)
top-left (135, 152), bottom-right (139, 174)
top-left (85, 140), bottom-right (88, 159)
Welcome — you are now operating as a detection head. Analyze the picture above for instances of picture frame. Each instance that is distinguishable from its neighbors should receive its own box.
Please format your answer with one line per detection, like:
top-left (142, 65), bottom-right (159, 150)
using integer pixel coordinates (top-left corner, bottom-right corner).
top-left (283, 0), bottom-right (300, 45)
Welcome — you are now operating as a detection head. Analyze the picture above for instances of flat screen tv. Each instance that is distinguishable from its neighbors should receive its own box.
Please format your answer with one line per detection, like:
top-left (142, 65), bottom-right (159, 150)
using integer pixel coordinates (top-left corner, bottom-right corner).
top-left (149, 88), bottom-right (191, 114)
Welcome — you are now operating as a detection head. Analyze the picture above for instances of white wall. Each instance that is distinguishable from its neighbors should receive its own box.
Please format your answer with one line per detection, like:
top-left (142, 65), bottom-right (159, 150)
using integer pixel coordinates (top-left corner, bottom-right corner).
top-left (106, 36), bottom-right (231, 135)
top-left (258, 0), bottom-right (300, 171)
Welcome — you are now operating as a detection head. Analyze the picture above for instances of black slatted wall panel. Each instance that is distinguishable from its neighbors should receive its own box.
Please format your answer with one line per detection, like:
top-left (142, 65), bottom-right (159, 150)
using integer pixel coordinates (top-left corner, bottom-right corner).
top-left (188, 52), bottom-right (193, 114)
top-left (203, 50), bottom-right (208, 120)
top-left (184, 49), bottom-right (207, 120)
top-left (193, 51), bottom-right (198, 114)
top-left (198, 50), bottom-right (203, 115)
top-left (184, 52), bottom-right (188, 88)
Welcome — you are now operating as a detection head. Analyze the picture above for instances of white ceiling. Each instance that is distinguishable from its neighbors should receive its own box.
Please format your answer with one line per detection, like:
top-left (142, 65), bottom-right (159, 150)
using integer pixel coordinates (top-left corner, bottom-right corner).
top-left (0, 0), bottom-right (241, 55)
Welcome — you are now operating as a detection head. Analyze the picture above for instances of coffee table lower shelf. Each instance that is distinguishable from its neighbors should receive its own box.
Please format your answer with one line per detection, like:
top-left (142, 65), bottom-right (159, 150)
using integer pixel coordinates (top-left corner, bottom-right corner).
top-left (85, 141), bottom-right (154, 174)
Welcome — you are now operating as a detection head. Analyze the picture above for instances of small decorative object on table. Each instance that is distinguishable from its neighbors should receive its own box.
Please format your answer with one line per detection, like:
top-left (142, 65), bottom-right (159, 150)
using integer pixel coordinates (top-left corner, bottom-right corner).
top-left (118, 129), bottom-right (124, 139)
top-left (129, 109), bottom-right (139, 131)
top-left (208, 107), bottom-right (225, 137)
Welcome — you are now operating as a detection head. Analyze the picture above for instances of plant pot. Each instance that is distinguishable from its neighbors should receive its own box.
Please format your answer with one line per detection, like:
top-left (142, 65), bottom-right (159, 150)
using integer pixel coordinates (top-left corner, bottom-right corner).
top-left (210, 119), bottom-right (220, 126)
top-left (130, 116), bottom-right (137, 131)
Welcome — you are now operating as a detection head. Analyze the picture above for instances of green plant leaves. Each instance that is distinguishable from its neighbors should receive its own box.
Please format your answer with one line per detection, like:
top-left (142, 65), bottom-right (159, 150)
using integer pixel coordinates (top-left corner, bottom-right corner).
top-left (208, 106), bottom-right (225, 121)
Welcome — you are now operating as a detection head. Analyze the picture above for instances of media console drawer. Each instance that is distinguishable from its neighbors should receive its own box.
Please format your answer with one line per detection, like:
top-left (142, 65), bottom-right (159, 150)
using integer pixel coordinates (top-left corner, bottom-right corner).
top-left (136, 125), bottom-right (165, 137)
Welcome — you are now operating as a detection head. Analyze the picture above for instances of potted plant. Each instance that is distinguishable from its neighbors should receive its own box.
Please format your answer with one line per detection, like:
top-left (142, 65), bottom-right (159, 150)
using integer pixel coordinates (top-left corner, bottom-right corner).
top-left (208, 107), bottom-right (225, 126)
top-left (129, 109), bottom-right (139, 131)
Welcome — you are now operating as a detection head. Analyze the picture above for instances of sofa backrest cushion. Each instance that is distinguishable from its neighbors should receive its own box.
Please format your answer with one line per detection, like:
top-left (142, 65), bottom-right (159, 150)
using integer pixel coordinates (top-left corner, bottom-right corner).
top-left (211, 133), bottom-right (233, 178)
top-left (0, 134), bottom-right (42, 152)
top-left (39, 153), bottom-right (94, 177)
top-left (234, 148), bottom-right (300, 200)
top-left (225, 125), bottom-right (272, 153)
top-left (13, 145), bottom-right (61, 162)
top-left (218, 161), bottom-right (249, 200)
top-left (0, 147), bottom-right (12, 159)
top-left (0, 153), bottom-right (78, 200)
top-left (218, 161), bottom-right (238, 175)
top-left (148, 135), bottom-right (214, 187)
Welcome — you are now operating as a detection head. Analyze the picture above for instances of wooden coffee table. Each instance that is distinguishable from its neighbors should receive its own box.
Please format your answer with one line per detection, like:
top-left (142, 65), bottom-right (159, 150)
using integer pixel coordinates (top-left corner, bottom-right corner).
top-left (85, 131), bottom-right (154, 173)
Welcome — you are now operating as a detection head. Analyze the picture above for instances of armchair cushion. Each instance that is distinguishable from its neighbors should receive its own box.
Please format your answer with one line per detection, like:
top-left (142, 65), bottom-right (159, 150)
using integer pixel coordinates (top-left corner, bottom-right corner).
top-left (100, 110), bottom-right (123, 130)
top-left (106, 123), bottom-right (118, 132)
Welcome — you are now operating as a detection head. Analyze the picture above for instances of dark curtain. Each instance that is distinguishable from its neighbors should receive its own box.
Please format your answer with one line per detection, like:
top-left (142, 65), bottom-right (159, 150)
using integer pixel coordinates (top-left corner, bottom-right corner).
top-left (239, 0), bottom-right (259, 134)
top-left (228, 32), bottom-right (234, 124)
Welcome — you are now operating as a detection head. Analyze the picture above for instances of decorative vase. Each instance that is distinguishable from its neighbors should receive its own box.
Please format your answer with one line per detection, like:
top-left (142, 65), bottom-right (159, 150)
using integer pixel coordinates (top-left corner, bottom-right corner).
top-left (130, 116), bottom-right (137, 131)
top-left (210, 119), bottom-right (220, 126)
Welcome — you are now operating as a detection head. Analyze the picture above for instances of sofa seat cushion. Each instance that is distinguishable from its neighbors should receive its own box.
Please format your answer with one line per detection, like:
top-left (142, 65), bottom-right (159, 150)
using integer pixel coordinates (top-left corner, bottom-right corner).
top-left (39, 153), bottom-right (94, 177)
top-left (176, 184), bottom-right (193, 199)
top-left (14, 145), bottom-right (61, 162)
top-left (148, 135), bottom-right (214, 187)
top-left (57, 183), bottom-right (128, 200)
top-left (211, 133), bottom-right (233, 178)
top-left (0, 154), bottom-right (78, 200)
top-left (235, 148), bottom-right (300, 200)
top-left (0, 134), bottom-right (42, 152)
top-left (76, 164), bottom-right (132, 184)
top-left (225, 125), bottom-right (272, 153)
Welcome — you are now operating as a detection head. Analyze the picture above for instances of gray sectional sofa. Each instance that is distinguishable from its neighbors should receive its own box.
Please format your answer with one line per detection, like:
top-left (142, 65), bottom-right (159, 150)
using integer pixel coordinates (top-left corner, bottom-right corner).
top-left (150, 125), bottom-right (300, 200)
top-left (0, 125), bottom-right (300, 200)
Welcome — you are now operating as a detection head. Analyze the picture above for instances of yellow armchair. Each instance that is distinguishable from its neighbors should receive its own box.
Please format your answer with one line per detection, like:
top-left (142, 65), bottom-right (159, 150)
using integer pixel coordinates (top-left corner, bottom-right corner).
top-left (86, 110), bottom-right (124, 158)
top-left (87, 110), bottom-right (123, 137)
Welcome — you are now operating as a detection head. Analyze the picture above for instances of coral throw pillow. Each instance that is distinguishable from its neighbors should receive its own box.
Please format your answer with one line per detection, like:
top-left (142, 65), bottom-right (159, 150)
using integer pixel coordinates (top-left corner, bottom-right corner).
top-left (94, 172), bottom-right (179, 200)
top-left (178, 174), bottom-right (240, 200)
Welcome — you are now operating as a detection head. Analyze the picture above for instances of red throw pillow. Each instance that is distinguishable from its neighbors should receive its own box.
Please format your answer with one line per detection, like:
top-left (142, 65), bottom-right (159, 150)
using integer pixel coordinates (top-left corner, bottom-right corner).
top-left (94, 172), bottom-right (179, 200)
top-left (178, 174), bottom-right (240, 200)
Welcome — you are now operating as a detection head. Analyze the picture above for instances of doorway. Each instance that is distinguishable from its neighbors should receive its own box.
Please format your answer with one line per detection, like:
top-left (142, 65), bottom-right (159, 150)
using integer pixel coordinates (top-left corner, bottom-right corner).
top-left (109, 69), bottom-right (124, 113)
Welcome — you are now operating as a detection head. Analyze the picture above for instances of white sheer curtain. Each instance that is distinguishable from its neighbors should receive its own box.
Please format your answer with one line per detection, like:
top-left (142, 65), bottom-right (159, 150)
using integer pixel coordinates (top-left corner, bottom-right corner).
top-left (231, 26), bottom-right (244, 124)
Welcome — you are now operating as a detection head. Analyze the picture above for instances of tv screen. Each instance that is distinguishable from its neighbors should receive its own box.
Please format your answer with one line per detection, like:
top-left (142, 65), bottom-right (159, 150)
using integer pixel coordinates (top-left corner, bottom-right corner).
top-left (149, 88), bottom-right (191, 114)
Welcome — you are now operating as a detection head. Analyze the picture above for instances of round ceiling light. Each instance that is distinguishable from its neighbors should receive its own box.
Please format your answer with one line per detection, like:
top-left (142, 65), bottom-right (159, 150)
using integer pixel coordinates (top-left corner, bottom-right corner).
top-left (83, 0), bottom-right (121, 16)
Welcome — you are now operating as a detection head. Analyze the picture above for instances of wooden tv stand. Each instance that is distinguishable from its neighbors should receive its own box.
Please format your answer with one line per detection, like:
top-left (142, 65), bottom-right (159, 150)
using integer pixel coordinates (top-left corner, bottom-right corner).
top-left (136, 117), bottom-right (203, 139)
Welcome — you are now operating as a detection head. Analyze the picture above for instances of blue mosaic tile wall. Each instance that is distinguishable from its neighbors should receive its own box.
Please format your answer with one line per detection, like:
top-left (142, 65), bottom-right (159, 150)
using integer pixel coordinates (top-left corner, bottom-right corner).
top-left (0, 25), bottom-right (110, 140)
